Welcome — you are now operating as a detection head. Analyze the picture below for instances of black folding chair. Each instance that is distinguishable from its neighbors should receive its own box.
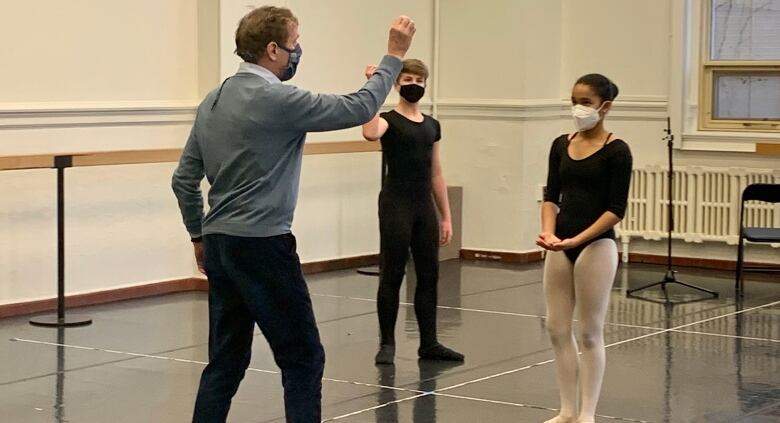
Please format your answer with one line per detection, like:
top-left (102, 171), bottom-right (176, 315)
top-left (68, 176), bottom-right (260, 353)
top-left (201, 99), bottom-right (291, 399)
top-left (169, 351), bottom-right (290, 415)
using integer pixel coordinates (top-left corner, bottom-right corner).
top-left (735, 183), bottom-right (780, 295)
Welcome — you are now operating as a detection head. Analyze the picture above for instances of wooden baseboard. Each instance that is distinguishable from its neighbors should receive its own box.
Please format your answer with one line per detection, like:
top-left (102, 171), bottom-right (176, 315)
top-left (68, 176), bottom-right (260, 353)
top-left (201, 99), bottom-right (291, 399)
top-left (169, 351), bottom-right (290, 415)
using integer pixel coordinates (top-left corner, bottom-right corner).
top-left (0, 255), bottom-right (381, 319)
top-left (4, 250), bottom-right (773, 319)
top-left (301, 254), bottom-right (379, 274)
top-left (0, 277), bottom-right (208, 319)
top-left (460, 249), bottom-right (544, 264)
top-left (627, 253), bottom-right (780, 271)
top-left (460, 248), bottom-right (779, 273)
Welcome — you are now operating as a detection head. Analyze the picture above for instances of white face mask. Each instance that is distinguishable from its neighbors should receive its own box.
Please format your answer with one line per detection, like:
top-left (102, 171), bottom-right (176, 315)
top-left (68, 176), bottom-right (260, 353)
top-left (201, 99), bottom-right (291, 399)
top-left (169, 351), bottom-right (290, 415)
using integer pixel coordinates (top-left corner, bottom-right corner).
top-left (571, 103), bottom-right (605, 132)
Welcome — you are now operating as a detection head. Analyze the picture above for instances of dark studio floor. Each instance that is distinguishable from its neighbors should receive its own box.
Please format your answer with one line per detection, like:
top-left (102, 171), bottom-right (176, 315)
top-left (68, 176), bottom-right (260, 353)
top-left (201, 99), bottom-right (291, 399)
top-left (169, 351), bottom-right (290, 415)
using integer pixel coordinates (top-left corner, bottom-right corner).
top-left (1, 260), bottom-right (778, 422)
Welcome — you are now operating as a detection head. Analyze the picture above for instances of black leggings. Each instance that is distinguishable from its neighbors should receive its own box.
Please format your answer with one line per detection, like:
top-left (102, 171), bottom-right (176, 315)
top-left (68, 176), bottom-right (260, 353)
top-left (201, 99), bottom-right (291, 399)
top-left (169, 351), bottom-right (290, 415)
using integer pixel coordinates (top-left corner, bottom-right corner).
top-left (377, 189), bottom-right (439, 347)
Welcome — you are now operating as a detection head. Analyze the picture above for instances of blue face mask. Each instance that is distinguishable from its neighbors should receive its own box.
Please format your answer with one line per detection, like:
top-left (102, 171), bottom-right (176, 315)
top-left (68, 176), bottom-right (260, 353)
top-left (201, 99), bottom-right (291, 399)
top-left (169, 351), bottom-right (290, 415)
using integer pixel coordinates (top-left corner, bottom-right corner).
top-left (278, 44), bottom-right (302, 81)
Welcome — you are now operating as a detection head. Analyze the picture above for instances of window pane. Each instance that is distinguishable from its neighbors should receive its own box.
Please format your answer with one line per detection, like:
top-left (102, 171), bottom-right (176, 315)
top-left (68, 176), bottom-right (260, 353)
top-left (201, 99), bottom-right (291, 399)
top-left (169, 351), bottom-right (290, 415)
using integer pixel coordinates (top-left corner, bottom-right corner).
top-left (711, 0), bottom-right (780, 60)
top-left (714, 73), bottom-right (780, 119)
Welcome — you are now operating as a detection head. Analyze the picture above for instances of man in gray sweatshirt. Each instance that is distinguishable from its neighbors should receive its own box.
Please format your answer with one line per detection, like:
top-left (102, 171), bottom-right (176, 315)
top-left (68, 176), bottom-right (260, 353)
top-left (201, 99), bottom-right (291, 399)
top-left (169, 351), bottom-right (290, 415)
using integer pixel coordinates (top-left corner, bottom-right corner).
top-left (172, 6), bottom-right (415, 423)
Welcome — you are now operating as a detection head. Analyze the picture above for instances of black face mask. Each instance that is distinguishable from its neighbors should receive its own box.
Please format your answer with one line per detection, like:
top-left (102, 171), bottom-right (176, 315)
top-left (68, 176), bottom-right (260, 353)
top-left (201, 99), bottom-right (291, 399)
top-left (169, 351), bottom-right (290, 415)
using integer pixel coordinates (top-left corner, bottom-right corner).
top-left (399, 83), bottom-right (425, 103)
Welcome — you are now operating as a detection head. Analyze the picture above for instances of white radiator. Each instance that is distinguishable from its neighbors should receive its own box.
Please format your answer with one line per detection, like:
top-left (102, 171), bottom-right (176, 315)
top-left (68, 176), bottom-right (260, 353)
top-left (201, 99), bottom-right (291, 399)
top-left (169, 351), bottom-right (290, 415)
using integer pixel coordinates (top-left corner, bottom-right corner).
top-left (616, 166), bottom-right (780, 257)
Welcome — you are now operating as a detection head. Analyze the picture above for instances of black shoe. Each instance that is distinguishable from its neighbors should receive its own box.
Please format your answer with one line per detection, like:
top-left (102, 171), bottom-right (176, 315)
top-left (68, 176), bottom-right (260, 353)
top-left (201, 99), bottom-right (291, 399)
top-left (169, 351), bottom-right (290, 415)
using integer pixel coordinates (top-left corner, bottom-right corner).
top-left (418, 343), bottom-right (465, 362)
top-left (374, 344), bottom-right (395, 365)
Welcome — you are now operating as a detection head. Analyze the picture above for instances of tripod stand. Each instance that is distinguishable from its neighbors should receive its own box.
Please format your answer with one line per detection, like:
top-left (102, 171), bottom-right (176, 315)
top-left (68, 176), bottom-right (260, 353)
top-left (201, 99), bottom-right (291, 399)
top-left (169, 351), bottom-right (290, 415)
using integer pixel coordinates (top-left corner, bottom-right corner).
top-left (627, 117), bottom-right (718, 303)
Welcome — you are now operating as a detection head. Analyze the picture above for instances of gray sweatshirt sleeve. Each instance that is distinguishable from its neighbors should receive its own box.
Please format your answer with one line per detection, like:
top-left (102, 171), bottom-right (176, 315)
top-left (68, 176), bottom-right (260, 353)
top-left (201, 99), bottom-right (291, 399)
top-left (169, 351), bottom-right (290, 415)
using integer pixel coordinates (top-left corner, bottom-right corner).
top-left (278, 55), bottom-right (403, 133)
top-left (171, 127), bottom-right (205, 238)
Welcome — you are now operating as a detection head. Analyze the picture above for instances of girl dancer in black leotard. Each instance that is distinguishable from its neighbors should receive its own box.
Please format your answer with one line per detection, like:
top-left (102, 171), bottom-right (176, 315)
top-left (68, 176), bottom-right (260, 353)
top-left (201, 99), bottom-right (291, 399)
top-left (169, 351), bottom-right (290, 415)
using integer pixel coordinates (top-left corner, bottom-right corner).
top-left (537, 74), bottom-right (632, 423)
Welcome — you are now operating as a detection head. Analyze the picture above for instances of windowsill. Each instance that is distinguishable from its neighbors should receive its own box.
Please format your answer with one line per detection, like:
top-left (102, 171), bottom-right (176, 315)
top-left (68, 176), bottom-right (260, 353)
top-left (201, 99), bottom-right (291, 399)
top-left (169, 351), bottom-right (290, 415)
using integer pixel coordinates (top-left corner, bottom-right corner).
top-left (681, 131), bottom-right (780, 152)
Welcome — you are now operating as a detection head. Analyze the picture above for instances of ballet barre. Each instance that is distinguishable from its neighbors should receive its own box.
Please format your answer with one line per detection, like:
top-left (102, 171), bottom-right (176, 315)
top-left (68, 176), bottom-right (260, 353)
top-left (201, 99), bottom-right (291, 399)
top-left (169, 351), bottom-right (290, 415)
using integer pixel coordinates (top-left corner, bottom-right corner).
top-left (0, 141), bottom-right (381, 171)
top-left (755, 142), bottom-right (780, 156)
top-left (0, 141), bottom-right (382, 327)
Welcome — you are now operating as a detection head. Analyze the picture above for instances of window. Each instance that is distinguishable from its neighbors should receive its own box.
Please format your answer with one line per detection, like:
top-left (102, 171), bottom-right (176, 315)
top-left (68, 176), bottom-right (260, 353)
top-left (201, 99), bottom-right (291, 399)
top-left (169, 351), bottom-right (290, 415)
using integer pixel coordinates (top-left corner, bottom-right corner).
top-left (701, 0), bottom-right (780, 131)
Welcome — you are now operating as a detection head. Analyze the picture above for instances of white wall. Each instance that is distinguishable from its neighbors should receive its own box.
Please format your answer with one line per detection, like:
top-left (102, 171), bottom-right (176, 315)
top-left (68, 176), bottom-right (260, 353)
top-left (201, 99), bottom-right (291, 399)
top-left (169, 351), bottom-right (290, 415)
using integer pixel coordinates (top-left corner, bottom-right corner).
top-left (217, 0), bottom-right (435, 261)
top-left (0, 0), bottom-right (203, 305)
top-left (1, 0), bottom-right (776, 306)
top-left (0, 0), bottom-right (436, 305)
top-left (439, 0), bottom-right (777, 264)
top-left (218, 0), bottom-right (434, 125)
top-left (436, 0), bottom-right (669, 251)
top-left (0, 1), bottom-right (198, 103)
top-left (279, 0), bottom-right (435, 260)
top-left (436, 0), bottom-right (564, 252)
top-left (561, 0), bottom-right (671, 102)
